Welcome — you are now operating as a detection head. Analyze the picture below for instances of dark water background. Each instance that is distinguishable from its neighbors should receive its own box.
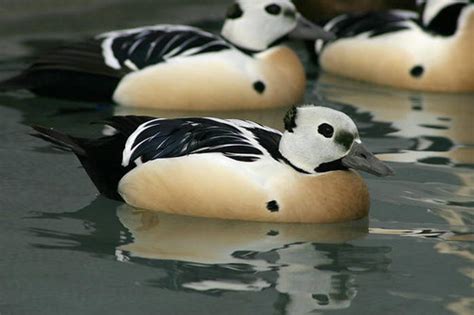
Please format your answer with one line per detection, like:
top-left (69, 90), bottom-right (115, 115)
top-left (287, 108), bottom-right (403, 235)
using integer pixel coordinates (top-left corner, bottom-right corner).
top-left (0, 1), bottom-right (473, 314)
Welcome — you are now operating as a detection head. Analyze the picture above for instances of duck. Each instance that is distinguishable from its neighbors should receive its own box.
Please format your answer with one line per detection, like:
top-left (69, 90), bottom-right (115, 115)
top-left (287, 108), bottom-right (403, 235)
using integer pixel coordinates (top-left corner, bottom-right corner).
top-left (315, 0), bottom-right (474, 92)
top-left (32, 105), bottom-right (393, 223)
top-left (0, 0), bottom-right (333, 111)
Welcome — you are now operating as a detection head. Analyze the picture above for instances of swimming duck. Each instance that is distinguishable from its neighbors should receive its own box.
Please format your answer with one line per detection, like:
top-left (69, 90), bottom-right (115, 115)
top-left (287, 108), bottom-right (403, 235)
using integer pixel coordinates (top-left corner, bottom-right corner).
top-left (33, 105), bottom-right (393, 223)
top-left (1, 0), bottom-right (333, 110)
top-left (315, 0), bottom-right (474, 92)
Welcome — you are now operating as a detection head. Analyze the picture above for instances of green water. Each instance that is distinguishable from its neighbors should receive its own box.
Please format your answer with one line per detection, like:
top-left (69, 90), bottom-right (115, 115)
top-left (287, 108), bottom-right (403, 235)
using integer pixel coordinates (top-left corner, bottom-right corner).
top-left (0, 1), bottom-right (473, 314)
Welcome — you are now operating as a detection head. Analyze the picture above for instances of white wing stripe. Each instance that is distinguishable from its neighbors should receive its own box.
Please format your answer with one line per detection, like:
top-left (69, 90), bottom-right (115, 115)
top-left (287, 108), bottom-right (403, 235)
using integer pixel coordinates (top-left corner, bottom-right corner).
top-left (122, 118), bottom-right (282, 167)
top-left (98, 24), bottom-right (231, 70)
top-left (122, 119), bottom-right (164, 166)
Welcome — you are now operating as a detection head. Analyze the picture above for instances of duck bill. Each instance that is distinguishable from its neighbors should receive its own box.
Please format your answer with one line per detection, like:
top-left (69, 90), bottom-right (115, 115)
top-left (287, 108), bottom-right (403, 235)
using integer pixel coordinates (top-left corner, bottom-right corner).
top-left (341, 143), bottom-right (394, 177)
top-left (288, 14), bottom-right (335, 41)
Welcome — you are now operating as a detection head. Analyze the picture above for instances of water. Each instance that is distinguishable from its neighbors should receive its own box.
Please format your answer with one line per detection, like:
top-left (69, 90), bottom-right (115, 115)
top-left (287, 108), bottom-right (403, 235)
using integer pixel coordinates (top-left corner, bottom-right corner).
top-left (0, 1), bottom-right (473, 314)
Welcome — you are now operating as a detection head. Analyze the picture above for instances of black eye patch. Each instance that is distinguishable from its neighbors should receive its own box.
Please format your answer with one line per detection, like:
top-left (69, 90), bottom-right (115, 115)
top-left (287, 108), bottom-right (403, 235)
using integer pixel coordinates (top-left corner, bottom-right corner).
top-left (226, 3), bottom-right (243, 19)
top-left (318, 123), bottom-right (334, 138)
top-left (335, 131), bottom-right (355, 150)
top-left (265, 4), bottom-right (282, 15)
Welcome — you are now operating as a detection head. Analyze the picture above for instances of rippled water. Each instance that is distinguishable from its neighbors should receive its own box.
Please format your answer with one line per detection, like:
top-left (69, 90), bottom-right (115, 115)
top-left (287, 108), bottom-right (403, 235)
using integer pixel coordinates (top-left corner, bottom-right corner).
top-left (0, 1), bottom-right (473, 314)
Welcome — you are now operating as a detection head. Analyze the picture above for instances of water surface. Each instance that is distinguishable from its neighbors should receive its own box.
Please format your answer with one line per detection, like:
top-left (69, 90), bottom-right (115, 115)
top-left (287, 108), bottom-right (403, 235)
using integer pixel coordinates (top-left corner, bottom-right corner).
top-left (0, 1), bottom-right (473, 314)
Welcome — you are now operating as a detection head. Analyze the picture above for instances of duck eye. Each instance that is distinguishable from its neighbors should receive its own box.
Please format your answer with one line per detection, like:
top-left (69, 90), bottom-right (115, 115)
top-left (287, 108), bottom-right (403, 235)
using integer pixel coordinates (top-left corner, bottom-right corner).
top-left (265, 4), bottom-right (282, 15)
top-left (318, 123), bottom-right (334, 138)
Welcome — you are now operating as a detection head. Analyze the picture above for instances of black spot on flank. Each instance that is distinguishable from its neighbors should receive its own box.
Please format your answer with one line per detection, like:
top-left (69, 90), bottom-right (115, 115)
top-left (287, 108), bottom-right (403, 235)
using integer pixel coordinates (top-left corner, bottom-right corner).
top-left (226, 3), bottom-right (243, 19)
top-left (334, 131), bottom-right (354, 150)
top-left (284, 106), bottom-right (297, 132)
top-left (267, 200), bottom-right (279, 212)
top-left (253, 81), bottom-right (266, 94)
top-left (410, 65), bottom-right (424, 78)
top-left (318, 123), bottom-right (334, 138)
top-left (267, 230), bottom-right (279, 236)
top-left (265, 4), bottom-right (282, 15)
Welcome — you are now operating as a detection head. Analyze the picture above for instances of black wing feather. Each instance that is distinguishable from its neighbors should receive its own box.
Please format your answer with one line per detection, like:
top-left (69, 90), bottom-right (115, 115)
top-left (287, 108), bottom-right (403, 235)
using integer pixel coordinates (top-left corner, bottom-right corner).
top-left (424, 2), bottom-right (467, 36)
top-left (246, 127), bottom-right (282, 160)
top-left (322, 2), bottom-right (469, 47)
top-left (27, 26), bottom-right (231, 76)
top-left (28, 39), bottom-right (126, 77)
top-left (32, 116), bottom-right (284, 199)
top-left (124, 118), bottom-right (269, 165)
top-left (0, 25), bottom-right (232, 100)
top-left (102, 26), bottom-right (232, 70)
top-left (328, 11), bottom-right (414, 39)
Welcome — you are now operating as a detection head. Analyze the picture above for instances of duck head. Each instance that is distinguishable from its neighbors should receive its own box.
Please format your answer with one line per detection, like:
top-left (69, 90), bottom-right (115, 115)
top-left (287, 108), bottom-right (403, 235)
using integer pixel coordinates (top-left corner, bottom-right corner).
top-left (279, 105), bottom-right (394, 177)
top-left (221, 0), bottom-right (334, 52)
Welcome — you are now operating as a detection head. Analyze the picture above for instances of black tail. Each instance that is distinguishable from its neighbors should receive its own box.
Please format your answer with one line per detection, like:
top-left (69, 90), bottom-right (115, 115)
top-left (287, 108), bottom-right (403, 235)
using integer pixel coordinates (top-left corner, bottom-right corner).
top-left (31, 116), bottom-right (154, 201)
top-left (32, 126), bottom-right (87, 155)
top-left (0, 70), bottom-right (119, 102)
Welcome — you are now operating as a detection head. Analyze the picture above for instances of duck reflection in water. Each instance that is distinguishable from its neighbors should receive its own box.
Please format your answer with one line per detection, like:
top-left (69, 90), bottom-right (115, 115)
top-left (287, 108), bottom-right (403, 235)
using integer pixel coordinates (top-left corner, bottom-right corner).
top-left (116, 206), bottom-right (392, 313)
top-left (311, 75), bottom-right (474, 241)
top-left (315, 74), bottom-right (474, 166)
top-left (30, 199), bottom-right (391, 313)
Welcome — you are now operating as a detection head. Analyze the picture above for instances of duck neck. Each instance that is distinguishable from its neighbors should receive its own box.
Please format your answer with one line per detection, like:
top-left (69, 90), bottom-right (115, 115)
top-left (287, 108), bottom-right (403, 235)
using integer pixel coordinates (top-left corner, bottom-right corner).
top-left (278, 134), bottom-right (316, 175)
top-left (220, 35), bottom-right (263, 55)
top-left (220, 19), bottom-right (289, 53)
top-left (279, 155), bottom-right (311, 174)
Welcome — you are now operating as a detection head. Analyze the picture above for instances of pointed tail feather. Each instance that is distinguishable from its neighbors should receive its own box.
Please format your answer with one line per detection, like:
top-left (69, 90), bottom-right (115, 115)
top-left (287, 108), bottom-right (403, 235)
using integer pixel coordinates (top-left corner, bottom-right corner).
top-left (31, 125), bottom-right (87, 156)
top-left (31, 125), bottom-right (129, 201)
